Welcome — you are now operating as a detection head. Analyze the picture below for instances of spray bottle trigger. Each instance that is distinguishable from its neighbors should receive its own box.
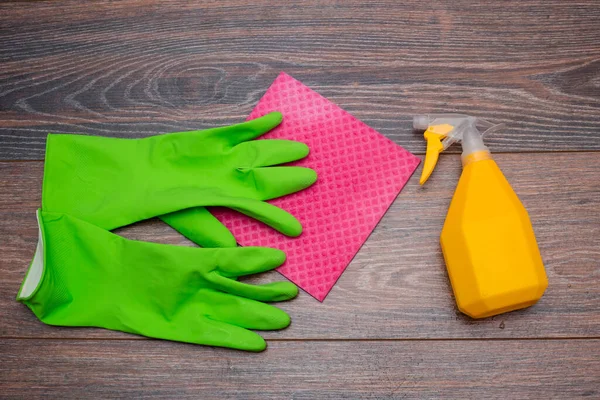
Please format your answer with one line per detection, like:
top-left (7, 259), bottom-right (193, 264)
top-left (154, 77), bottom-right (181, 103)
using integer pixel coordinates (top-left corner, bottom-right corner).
top-left (420, 124), bottom-right (455, 185)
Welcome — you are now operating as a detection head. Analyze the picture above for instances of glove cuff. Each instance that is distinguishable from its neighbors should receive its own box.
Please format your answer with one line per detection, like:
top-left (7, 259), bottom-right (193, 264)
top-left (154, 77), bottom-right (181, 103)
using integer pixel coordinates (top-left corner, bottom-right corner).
top-left (17, 210), bottom-right (46, 301)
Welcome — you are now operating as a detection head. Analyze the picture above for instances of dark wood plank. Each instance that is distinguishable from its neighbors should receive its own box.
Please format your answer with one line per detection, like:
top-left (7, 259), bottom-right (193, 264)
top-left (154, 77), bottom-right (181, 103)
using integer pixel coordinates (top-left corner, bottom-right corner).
top-left (1, 0), bottom-right (600, 159)
top-left (0, 339), bottom-right (598, 398)
top-left (1, 152), bottom-right (598, 339)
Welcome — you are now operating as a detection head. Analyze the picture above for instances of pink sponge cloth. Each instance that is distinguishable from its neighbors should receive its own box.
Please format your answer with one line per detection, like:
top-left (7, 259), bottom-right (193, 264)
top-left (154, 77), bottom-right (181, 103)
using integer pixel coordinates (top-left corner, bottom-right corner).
top-left (212, 72), bottom-right (420, 301)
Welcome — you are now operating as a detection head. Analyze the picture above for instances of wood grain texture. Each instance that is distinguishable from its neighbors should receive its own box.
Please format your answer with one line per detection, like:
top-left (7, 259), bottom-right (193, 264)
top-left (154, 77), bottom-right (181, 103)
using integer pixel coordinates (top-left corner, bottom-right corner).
top-left (1, 0), bottom-right (600, 159)
top-left (2, 152), bottom-right (598, 340)
top-left (1, 3), bottom-right (599, 397)
top-left (0, 339), bottom-right (598, 399)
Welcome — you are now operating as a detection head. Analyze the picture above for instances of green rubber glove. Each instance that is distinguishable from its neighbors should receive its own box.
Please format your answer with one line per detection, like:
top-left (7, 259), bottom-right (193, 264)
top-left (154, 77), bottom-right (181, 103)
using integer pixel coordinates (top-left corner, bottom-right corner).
top-left (18, 210), bottom-right (298, 351)
top-left (43, 112), bottom-right (316, 246)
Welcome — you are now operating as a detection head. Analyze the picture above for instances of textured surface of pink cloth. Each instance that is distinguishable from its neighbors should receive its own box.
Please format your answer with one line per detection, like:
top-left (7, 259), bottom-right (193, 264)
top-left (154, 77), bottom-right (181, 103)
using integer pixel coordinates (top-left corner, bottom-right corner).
top-left (212, 72), bottom-right (420, 301)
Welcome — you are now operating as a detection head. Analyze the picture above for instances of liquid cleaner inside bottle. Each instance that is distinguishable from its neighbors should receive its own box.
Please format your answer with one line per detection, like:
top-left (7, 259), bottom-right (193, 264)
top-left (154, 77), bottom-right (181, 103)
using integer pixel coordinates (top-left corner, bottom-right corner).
top-left (415, 114), bottom-right (548, 319)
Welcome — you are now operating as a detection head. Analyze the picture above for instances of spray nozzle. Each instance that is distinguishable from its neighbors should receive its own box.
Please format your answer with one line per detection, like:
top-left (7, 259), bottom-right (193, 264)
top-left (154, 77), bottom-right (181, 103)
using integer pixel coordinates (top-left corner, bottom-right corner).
top-left (413, 114), bottom-right (504, 185)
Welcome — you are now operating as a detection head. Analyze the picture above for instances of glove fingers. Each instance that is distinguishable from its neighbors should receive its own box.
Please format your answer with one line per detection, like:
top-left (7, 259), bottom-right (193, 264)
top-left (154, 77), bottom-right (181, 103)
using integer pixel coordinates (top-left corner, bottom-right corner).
top-left (220, 112), bottom-right (283, 145)
top-left (200, 289), bottom-right (292, 330)
top-left (234, 139), bottom-right (309, 167)
top-left (208, 273), bottom-right (299, 302)
top-left (215, 246), bottom-right (285, 277)
top-left (220, 197), bottom-right (303, 237)
top-left (159, 193), bottom-right (303, 237)
top-left (160, 207), bottom-right (237, 248)
top-left (245, 166), bottom-right (317, 200)
top-left (190, 317), bottom-right (268, 352)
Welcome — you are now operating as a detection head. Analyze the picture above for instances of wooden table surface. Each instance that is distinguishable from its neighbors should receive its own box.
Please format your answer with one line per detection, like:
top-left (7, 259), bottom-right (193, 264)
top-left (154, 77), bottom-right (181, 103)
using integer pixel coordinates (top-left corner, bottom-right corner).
top-left (1, 1), bottom-right (599, 398)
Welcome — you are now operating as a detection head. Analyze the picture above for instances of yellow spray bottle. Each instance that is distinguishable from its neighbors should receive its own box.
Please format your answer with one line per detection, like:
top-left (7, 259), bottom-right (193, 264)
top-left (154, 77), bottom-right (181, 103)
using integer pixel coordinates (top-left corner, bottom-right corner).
top-left (415, 114), bottom-right (548, 319)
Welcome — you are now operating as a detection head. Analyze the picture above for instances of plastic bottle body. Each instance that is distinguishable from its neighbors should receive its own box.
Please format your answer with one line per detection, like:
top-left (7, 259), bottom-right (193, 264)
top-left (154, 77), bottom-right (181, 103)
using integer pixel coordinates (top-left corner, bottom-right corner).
top-left (440, 157), bottom-right (548, 318)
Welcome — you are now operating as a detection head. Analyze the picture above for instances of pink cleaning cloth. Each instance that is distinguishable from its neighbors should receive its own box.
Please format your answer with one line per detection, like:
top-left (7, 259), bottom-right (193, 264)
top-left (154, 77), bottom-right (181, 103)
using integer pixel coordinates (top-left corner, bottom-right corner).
top-left (212, 72), bottom-right (420, 301)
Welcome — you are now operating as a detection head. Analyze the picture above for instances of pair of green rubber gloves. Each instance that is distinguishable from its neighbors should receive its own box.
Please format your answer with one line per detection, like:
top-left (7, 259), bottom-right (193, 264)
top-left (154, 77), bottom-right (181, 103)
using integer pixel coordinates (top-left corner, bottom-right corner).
top-left (17, 112), bottom-right (317, 351)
